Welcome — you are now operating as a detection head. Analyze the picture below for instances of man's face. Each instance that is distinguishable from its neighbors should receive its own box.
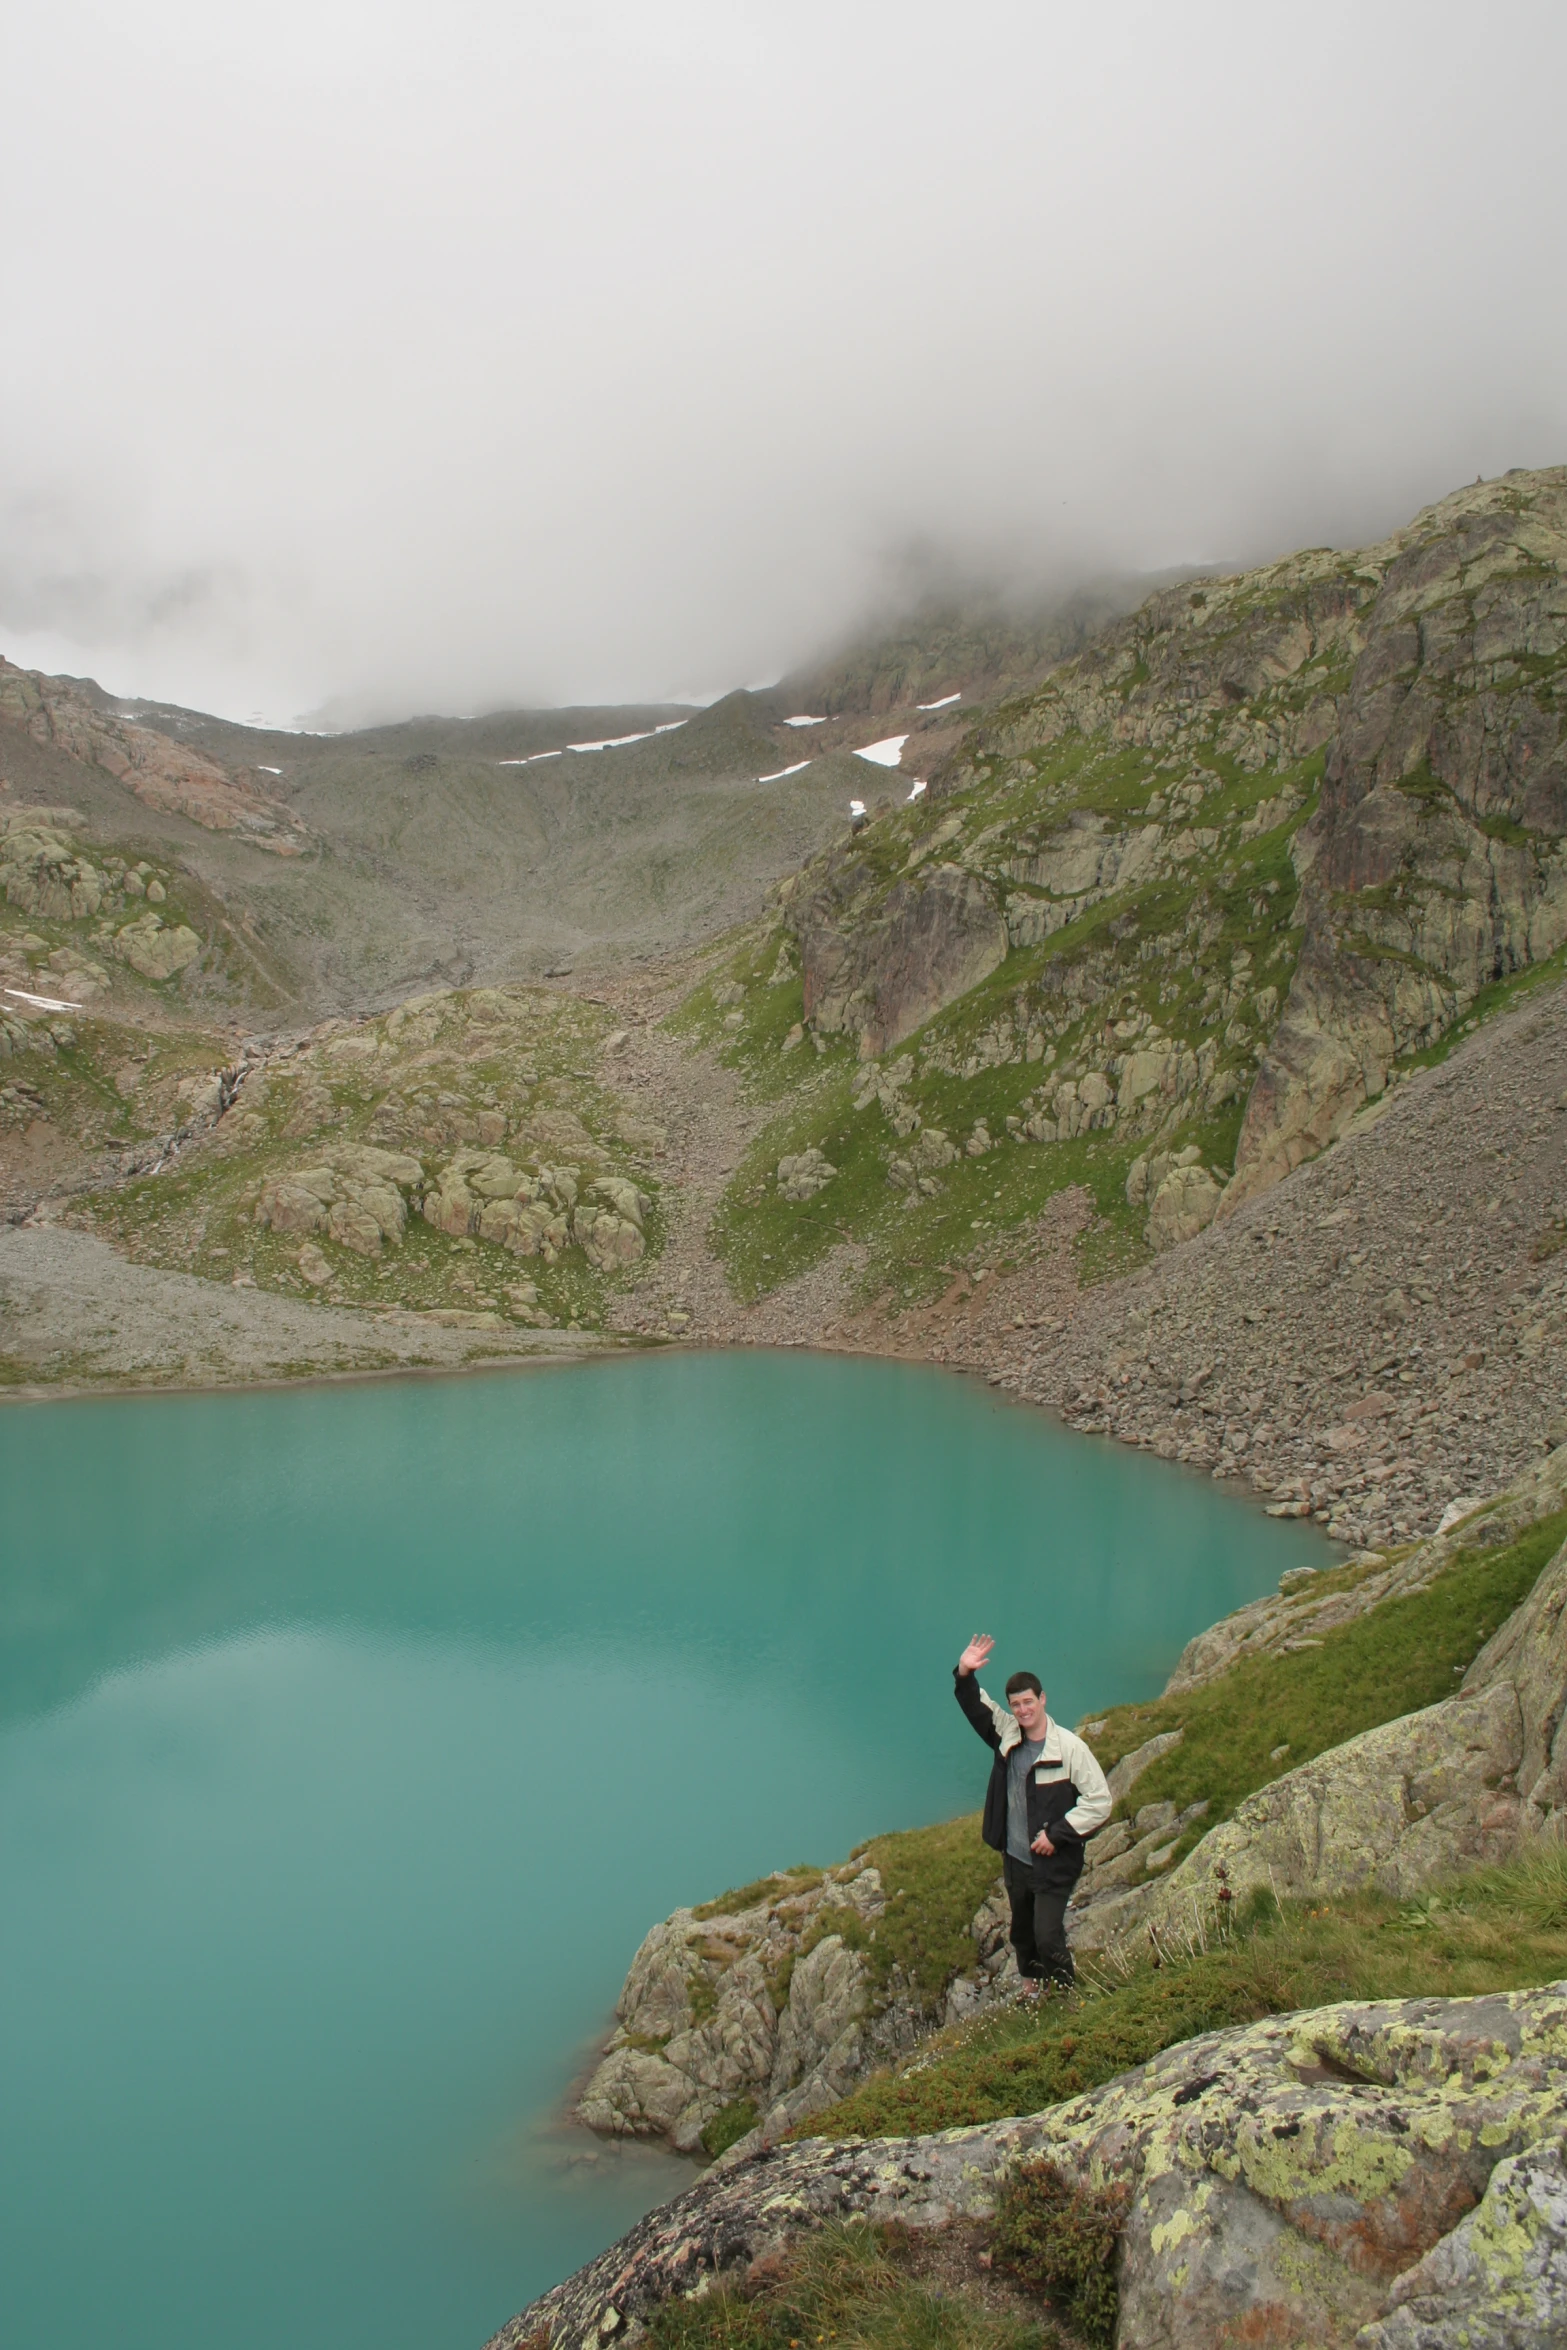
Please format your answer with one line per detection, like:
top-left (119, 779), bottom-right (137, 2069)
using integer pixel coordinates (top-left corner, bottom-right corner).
top-left (1009, 1684), bottom-right (1047, 1737)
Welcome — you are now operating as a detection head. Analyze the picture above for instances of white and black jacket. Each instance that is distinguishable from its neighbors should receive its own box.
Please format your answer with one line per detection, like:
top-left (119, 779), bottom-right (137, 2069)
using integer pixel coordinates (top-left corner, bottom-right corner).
top-left (954, 1669), bottom-right (1113, 1890)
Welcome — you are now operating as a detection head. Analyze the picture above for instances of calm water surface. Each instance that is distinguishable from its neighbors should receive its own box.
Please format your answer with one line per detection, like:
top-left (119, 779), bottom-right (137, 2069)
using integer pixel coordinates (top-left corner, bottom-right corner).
top-left (0, 1351), bottom-right (1330, 2350)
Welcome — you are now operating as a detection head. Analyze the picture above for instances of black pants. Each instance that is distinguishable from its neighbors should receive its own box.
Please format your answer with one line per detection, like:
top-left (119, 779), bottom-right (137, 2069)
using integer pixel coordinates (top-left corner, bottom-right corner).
top-left (1004, 1853), bottom-right (1075, 1986)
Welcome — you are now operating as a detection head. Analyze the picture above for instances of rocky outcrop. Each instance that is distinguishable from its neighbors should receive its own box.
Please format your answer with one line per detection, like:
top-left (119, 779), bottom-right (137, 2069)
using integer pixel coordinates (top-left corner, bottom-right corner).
top-left (1227, 473), bottom-right (1567, 1207)
top-left (2, 812), bottom-right (209, 985)
top-left (574, 1866), bottom-right (924, 2154)
top-left (489, 1982), bottom-right (1567, 2350)
top-left (1118, 1531), bottom-right (1567, 1944)
top-left (253, 1138), bottom-right (650, 1271)
top-left (791, 861), bottom-right (1008, 1058)
top-left (256, 1145), bottom-right (425, 1256)
top-left (0, 812), bottom-right (104, 921)
top-left (0, 658), bottom-right (308, 848)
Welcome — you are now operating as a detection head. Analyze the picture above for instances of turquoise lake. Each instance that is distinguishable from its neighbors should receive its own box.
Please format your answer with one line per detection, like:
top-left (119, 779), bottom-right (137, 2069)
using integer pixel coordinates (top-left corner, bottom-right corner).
top-left (0, 1350), bottom-right (1331, 2350)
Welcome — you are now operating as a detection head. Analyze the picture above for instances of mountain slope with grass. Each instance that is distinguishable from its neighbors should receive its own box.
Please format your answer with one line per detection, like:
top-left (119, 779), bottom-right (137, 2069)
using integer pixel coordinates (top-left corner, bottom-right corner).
top-left (688, 469), bottom-right (1566, 1319)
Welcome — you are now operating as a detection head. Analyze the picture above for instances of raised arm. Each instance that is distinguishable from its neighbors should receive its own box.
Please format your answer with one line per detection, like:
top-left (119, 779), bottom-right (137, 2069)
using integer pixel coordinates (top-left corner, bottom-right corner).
top-left (953, 1634), bottom-right (1003, 1748)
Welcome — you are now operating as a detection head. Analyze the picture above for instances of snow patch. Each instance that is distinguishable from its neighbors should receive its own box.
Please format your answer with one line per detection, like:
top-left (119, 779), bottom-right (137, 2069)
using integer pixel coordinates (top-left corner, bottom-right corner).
top-left (6, 986), bottom-right (84, 1013)
top-left (256, 764), bottom-right (283, 775)
top-left (756, 761), bottom-right (813, 783)
top-left (567, 720), bottom-right (688, 753)
top-left (853, 735), bottom-right (909, 767)
top-left (906, 779), bottom-right (928, 801)
top-left (784, 714), bottom-right (828, 728)
top-left (497, 750), bottom-right (563, 766)
top-left (917, 692), bottom-right (962, 711)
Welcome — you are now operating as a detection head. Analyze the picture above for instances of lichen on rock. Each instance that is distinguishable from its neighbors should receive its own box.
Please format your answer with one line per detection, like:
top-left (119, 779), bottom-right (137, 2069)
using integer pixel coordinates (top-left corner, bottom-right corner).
top-left (491, 1982), bottom-right (1567, 2350)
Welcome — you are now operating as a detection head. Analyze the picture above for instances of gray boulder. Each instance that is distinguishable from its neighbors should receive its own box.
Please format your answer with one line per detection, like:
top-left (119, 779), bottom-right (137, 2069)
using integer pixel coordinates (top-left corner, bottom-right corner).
top-left (1132, 1531), bottom-right (1567, 1940)
top-left (489, 1982), bottom-right (1567, 2350)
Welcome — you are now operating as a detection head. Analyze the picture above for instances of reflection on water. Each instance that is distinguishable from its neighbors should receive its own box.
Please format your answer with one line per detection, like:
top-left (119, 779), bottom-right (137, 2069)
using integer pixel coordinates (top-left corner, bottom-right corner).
top-left (0, 1352), bottom-right (1329, 2350)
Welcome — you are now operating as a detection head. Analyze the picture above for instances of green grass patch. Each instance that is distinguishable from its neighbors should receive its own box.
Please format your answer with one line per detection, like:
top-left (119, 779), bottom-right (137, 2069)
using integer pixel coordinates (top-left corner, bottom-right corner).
top-left (1085, 1508), bottom-right (1567, 1858)
top-left (699, 2097), bottom-right (759, 2159)
top-left (852, 1819), bottom-right (1009, 2015)
top-left (993, 2164), bottom-right (1128, 2350)
top-left (651, 2221), bottom-right (1055, 2350)
top-left (801, 1840), bottom-right (1567, 2140)
top-left (693, 1869), bottom-right (825, 1921)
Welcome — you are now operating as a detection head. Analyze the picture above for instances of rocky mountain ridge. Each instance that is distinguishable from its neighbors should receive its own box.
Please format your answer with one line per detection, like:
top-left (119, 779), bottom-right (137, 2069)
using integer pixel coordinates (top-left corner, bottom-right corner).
top-left (690, 469), bottom-right (1565, 1327)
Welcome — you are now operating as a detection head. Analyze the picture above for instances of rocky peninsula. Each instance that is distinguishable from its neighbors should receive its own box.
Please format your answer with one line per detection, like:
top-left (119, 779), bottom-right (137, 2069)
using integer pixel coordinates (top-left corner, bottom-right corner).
top-left (492, 1446), bottom-right (1567, 2349)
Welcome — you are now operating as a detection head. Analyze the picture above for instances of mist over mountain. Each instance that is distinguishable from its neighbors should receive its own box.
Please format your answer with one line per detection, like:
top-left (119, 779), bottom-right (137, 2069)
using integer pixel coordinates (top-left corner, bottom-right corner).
top-left (3, 3), bottom-right (1565, 725)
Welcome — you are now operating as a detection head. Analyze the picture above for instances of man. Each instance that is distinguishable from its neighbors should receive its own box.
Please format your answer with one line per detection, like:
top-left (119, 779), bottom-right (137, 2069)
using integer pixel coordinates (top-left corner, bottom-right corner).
top-left (954, 1632), bottom-right (1111, 1994)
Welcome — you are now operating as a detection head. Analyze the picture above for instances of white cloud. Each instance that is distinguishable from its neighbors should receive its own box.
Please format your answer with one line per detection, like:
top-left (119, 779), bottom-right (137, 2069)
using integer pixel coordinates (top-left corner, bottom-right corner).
top-left (0, 1), bottom-right (1563, 720)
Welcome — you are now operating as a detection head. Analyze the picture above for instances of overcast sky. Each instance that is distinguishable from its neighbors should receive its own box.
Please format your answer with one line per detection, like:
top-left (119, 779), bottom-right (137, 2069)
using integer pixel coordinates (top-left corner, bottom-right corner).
top-left (2, 0), bottom-right (1564, 726)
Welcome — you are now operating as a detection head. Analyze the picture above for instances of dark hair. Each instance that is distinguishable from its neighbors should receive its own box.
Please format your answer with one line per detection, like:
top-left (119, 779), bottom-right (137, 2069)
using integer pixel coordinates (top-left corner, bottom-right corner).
top-left (1004, 1670), bottom-right (1043, 1698)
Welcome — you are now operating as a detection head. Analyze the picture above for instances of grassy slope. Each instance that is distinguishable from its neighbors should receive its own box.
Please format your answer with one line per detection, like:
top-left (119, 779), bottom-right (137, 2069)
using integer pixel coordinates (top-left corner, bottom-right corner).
top-left (804, 1843), bottom-right (1567, 2140)
top-left (675, 709), bottom-right (1325, 1311)
top-left (653, 2220), bottom-right (1056, 2350)
top-left (1084, 1508), bottom-right (1567, 1876)
top-left (676, 1511), bottom-right (1567, 2149)
top-left (68, 985), bottom-right (667, 1330)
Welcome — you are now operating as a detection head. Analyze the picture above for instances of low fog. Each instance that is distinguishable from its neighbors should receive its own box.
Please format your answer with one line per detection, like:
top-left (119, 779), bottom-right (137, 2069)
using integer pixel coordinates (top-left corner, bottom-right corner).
top-left (2, 0), bottom-right (1564, 726)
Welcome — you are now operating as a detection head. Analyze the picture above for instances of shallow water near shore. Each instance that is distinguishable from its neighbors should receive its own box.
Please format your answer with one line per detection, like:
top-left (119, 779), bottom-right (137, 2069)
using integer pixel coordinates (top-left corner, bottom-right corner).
top-left (0, 1350), bottom-right (1330, 2350)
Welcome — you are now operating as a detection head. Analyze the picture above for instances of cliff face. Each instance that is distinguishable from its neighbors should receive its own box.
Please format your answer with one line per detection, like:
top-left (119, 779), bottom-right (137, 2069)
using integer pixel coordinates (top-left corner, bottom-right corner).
top-left (777, 470), bottom-right (1567, 1215)
top-left (1231, 474), bottom-right (1567, 1203)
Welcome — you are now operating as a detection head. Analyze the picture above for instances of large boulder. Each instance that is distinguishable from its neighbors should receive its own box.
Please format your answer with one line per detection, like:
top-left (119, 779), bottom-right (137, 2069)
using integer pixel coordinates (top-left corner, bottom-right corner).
top-left (1146, 1162), bottom-right (1224, 1250)
top-left (776, 1148), bottom-right (836, 1202)
top-left (589, 1175), bottom-right (650, 1230)
top-left (113, 912), bottom-right (201, 981)
top-left (1127, 1534), bottom-right (1567, 1940)
top-left (490, 1982), bottom-right (1567, 2350)
top-left (573, 1206), bottom-right (645, 1270)
top-left (574, 1869), bottom-right (891, 2157)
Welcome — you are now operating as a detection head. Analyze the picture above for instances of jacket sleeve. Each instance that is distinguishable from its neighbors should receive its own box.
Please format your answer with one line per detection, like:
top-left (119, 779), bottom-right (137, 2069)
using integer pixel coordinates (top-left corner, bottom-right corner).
top-left (953, 1667), bottom-right (1003, 1750)
top-left (1058, 1731), bottom-right (1113, 1841)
